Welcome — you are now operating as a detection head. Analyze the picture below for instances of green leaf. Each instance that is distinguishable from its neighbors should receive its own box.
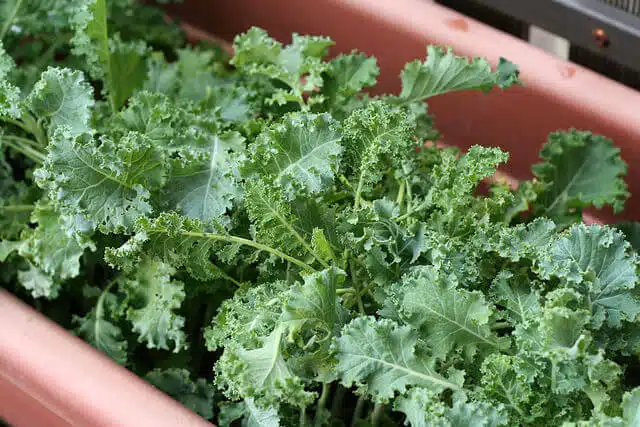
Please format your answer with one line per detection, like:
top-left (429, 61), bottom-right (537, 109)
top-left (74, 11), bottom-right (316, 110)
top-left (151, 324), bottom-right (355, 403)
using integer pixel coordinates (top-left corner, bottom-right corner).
top-left (395, 266), bottom-right (508, 359)
top-left (18, 204), bottom-right (93, 281)
top-left (532, 130), bottom-right (629, 225)
top-left (205, 281), bottom-right (288, 351)
top-left (282, 267), bottom-right (347, 341)
top-left (71, 0), bottom-right (148, 111)
top-left (479, 354), bottom-right (537, 421)
top-left (216, 325), bottom-right (314, 408)
top-left (232, 27), bottom-right (333, 107)
top-left (398, 46), bottom-right (521, 103)
top-left (27, 67), bottom-right (94, 138)
top-left (622, 388), bottom-right (640, 426)
top-left (74, 286), bottom-right (128, 364)
top-left (164, 131), bottom-right (243, 222)
top-left (321, 51), bottom-right (378, 116)
top-left (342, 101), bottom-right (415, 203)
top-left (333, 316), bottom-right (463, 402)
top-left (537, 224), bottom-right (640, 328)
top-left (17, 262), bottom-right (58, 299)
top-left (491, 270), bottom-right (541, 324)
top-left (244, 180), bottom-right (306, 257)
top-left (247, 112), bottom-right (342, 198)
top-left (35, 131), bottom-right (165, 232)
top-left (120, 257), bottom-right (186, 352)
top-left (145, 368), bottom-right (215, 419)
top-left (219, 399), bottom-right (281, 427)
top-left (0, 42), bottom-right (22, 118)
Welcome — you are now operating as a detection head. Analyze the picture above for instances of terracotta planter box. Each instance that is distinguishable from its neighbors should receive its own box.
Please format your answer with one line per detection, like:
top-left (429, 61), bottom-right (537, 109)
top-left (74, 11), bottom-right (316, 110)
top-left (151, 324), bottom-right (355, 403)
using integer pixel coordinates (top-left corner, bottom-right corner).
top-left (2, 0), bottom-right (639, 425)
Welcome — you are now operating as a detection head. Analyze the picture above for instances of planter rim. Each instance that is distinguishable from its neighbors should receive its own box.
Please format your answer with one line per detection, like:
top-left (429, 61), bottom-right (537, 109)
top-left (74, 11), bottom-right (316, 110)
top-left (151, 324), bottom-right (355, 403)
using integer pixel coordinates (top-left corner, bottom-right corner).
top-left (0, 290), bottom-right (213, 427)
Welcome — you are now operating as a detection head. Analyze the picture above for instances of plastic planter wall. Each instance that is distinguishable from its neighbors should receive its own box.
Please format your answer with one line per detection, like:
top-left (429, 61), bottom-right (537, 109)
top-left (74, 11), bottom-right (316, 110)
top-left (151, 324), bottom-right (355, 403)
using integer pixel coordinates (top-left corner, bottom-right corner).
top-left (2, 0), bottom-right (639, 425)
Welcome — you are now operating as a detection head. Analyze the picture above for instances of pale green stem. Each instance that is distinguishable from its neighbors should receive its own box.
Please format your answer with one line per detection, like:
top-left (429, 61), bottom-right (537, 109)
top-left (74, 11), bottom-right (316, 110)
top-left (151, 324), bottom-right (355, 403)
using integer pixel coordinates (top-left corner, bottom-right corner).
top-left (182, 231), bottom-right (315, 272)
top-left (395, 180), bottom-right (405, 205)
top-left (371, 403), bottom-right (384, 427)
top-left (1, 137), bottom-right (46, 163)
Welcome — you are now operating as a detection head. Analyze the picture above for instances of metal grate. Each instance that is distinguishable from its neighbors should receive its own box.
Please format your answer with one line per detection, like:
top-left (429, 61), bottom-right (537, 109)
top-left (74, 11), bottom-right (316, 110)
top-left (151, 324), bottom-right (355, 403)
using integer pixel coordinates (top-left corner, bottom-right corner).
top-left (601, 0), bottom-right (640, 16)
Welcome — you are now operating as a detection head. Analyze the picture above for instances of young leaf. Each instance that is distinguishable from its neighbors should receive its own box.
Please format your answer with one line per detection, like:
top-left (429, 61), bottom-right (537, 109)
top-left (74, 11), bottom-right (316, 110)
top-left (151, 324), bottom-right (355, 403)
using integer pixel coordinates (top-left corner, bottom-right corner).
top-left (35, 131), bottom-right (165, 232)
top-left (27, 67), bottom-right (94, 138)
top-left (395, 266), bottom-right (508, 359)
top-left (74, 286), bottom-right (128, 364)
top-left (398, 46), bottom-right (521, 104)
top-left (232, 27), bottom-right (333, 107)
top-left (120, 257), bottom-right (186, 352)
top-left (282, 267), bottom-right (348, 341)
top-left (342, 101), bottom-right (415, 206)
top-left (0, 43), bottom-right (22, 118)
top-left (247, 112), bottom-right (342, 198)
top-left (164, 131), bottom-right (244, 222)
top-left (333, 316), bottom-right (463, 402)
top-left (531, 130), bottom-right (629, 225)
top-left (537, 224), bottom-right (640, 328)
top-left (71, 0), bottom-right (148, 111)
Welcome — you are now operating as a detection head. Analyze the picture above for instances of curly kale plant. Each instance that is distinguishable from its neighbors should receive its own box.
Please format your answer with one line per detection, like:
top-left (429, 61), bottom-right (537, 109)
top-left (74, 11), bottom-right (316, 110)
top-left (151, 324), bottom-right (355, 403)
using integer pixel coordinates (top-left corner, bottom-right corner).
top-left (1, 1), bottom-right (640, 426)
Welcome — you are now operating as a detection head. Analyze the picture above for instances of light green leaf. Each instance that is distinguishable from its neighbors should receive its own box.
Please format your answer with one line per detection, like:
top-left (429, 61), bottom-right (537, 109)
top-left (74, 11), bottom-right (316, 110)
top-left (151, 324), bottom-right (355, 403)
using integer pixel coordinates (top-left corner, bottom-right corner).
top-left (398, 46), bottom-right (521, 103)
top-left (232, 27), bottom-right (333, 107)
top-left (18, 204), bottom-right (93, 281)
top-left (343, 101), bottom-right (415, 202)
top-left (248, 112), bottom-right (342, 197)
top-left (36, 131), bottom-right (165, 232)
top-left (282, 267), bottom-right (347, 341)
top-left (622, 388), bottom-right (640, 426)
top-left (333, 316), bottom-right (463, 402)
top-left (27, 67), bottom-right (94, 137)
top-left (164, 131), bottom-right (243, 222)
top-left (121, 257), bottom-right (186, 352)
top-left (532, 130), bottom-right (629, 225)
top-left (397, 266), bottom-right (508, 359)
top-left (537, 224), bottom-right (640, 328)
top-left (491, 270), bottom-right (542, 324)
top-left (0, 42), bottom-right (22, 118)
top-left (74, 286), bottom-right (127, 364)
top-left (17, 262), bottom-right (58, 299)
top-left (71, 0), bottom-right (148, 111)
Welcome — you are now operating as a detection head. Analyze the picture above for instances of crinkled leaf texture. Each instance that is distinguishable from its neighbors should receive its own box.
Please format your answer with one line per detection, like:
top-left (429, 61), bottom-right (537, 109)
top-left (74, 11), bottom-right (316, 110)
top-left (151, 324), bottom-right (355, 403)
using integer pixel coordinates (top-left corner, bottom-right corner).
top-left (247, 112), bottom-right (342, 198)
top-left (398, 45), bottom-right (521, 103)
top-left (36, 131), bottom-right (164, 233)
top-left (333, 316), bottom-right (464, 402)
top-left (537, 224), bottom-right (640, 328)
top-left (532, 130), bottom-right (628, 225)
top-left (120, 257), bottom-right (186, 352)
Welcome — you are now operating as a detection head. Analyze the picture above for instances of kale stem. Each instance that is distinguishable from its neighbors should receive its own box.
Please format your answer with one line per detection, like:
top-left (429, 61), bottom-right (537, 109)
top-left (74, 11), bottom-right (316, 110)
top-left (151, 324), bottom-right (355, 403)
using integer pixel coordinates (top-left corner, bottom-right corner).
top-left (349, 259), bottom-right (366, 315)
top-left (351, 396), bottom-right (366, 427)
top-left (181, 231), bottom-right (315, 272)
top-left (0, 204), bottom-right (35, 212)
top-left (299, 407), bottom-right (307, 427)
top-left (353, 172), bottom-right (366, 210)
top-left (331, 385), bottom-right (345, 418)
top-left (1, 137), bottom-right (46, 163)
top-left (0, 0), bottom-right (23, 40)
top-left (314, 383), bottom-right (331, 426)
top-left (371, 403), bottom-right (384, 427)
top-left (491, 321), bottom-right (511, 330)
top-left (2, 117), bottom-right (30, 134)
top-left (396, 180), bottom-right (405, 205)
